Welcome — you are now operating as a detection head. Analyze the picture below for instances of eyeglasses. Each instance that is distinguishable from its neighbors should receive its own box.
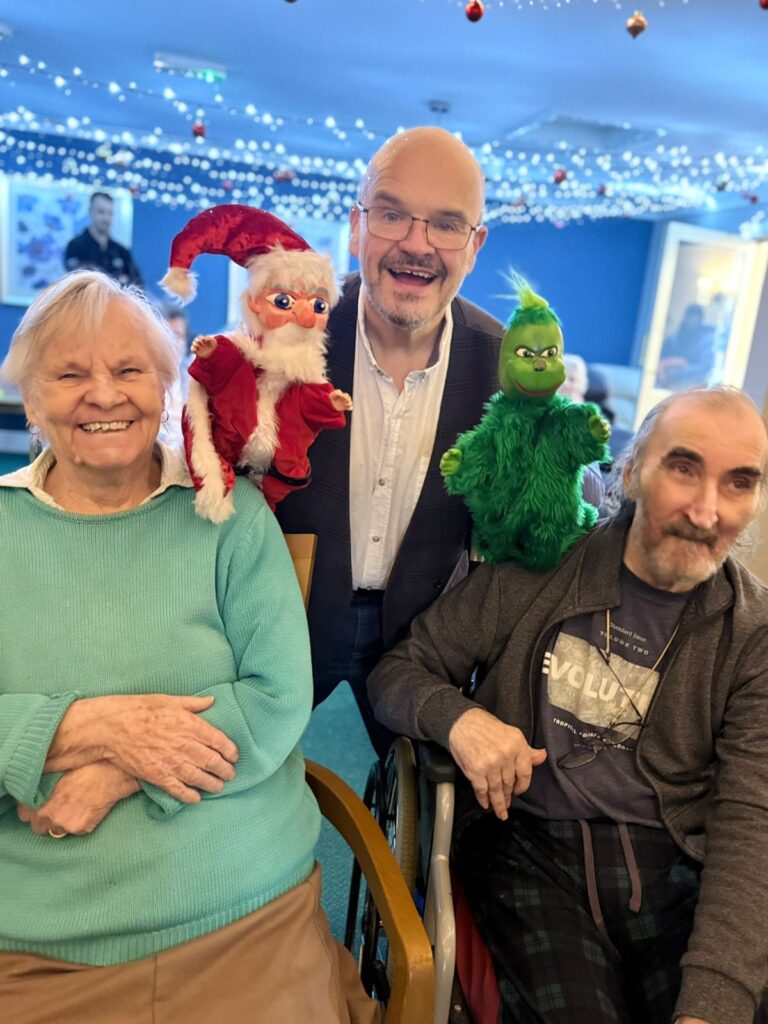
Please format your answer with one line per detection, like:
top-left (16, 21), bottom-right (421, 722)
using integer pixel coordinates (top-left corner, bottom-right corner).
top-left (355, 202), bottom-right (481, 251)
top-left (557, 721), bottom-right (644, 769)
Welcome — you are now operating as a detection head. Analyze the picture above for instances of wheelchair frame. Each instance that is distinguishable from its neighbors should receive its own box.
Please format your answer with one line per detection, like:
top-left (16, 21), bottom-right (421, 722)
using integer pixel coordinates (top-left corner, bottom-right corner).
top-left (348, 738), bottom-right (459, 1024)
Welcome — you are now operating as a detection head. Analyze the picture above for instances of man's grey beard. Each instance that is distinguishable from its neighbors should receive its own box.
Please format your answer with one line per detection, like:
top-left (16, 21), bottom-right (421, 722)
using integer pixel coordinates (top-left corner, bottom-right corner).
top-left (367, 288), bottom-right (439, 333)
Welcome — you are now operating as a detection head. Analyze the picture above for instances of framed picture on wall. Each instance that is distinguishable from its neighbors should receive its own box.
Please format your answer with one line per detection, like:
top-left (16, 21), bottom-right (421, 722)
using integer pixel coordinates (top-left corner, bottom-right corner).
top-left (0, 176), bottom-right (134, 306)
top-left (633, 222), bottom-right (768, 426)
top-left (226, 216), bottom-right (350, 328)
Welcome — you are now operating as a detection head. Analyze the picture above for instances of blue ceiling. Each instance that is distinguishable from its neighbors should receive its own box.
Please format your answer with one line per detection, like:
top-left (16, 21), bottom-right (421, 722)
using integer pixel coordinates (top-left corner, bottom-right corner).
top-left (0, 0), bottom-right (766, 224)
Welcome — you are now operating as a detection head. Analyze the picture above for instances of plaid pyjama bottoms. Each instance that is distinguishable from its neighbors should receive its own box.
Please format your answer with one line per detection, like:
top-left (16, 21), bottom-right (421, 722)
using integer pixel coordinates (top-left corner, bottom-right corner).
top-left (456, 811), bottom-right (701, 1024)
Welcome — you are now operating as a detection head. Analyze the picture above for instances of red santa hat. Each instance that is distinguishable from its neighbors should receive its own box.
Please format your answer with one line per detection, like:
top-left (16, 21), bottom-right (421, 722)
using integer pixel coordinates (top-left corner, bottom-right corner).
top-left (159, 204), bottom-right (312, 304)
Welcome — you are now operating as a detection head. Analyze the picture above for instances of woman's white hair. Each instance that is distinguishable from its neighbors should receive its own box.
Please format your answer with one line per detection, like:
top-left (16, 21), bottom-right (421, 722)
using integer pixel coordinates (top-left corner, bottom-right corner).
top-left (1, 270), bottom-right (179, 398)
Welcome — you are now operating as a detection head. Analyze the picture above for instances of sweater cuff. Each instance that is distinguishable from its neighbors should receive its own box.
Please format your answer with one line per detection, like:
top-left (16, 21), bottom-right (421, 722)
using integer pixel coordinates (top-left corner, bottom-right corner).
top-left (139, 782), bottom-right (184, 820)
top-left (676, 966), bottom-right (755, 1024)
top-left (2, 693), bottom-right (80, 807)
top-left (417, 688), bottom-right (480, 749)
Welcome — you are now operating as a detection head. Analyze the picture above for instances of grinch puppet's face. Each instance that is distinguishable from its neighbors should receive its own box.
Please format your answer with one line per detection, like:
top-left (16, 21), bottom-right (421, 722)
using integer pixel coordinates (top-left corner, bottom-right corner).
top-left (247, 288), bottom-right (332, 332)
top-left (498, 320), bottom-right (566, 399)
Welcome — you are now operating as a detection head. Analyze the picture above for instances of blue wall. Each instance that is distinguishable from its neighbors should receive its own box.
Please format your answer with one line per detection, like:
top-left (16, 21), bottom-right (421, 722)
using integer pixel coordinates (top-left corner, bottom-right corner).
top-left (1, 195), bottom-right (655, 369)
top-left (0, 200), bottom-right (230, 361)
top-left (460, 218), bottom-right (654, 366)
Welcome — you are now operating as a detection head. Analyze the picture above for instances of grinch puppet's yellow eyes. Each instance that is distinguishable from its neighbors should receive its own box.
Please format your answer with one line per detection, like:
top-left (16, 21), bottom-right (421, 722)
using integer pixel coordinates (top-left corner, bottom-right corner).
top-left (266, 292), bottom-right (296, 311)
top-left (515, 345), bottom-right (559, 359)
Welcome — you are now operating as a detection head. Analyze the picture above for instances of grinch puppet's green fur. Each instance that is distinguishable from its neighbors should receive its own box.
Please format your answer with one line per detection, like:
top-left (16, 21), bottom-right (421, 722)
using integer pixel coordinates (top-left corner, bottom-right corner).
top-left (440, 277), bottom-right (611, 570)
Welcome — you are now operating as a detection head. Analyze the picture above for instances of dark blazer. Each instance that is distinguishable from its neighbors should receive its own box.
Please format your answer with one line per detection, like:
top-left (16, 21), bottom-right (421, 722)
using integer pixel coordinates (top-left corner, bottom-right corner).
top-left (277, 274), bottom-right (501, 678)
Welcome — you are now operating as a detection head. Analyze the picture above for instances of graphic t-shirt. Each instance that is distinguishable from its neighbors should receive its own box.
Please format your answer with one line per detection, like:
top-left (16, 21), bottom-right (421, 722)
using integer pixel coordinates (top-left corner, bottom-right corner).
top-left (516, 565), bottom-right (688, 826)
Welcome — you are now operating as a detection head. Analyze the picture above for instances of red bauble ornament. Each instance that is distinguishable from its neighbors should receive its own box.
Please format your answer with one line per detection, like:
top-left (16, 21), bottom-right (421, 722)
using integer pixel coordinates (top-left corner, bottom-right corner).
top-left (128, 186), bottom-right (140, 197)
top-left (465, 1), bottom-right (485, 23)
top-left (192, 121), bottom-right (206, 139)
top-left (760, 0), bottom-right (768, 10)
top-left (626, 11), bottom-right (648, 38)
top-left (743, 192), bottom-right (760, 204)
top-left (221, 179), bottom-right (234, 192)
top-left (273, 166), bottom-right (297, 183)
top-left (597, 183), bottom-right (608, 196)
top-left (553, 168), bottom-right (567, 185)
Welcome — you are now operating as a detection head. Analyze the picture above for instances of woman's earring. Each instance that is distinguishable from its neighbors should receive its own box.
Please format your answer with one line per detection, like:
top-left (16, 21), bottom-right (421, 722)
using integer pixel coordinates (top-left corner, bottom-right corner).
top-left (160, 409), bottom-right (169, 424)
top-left (26, 421), bottom-right (40, 436)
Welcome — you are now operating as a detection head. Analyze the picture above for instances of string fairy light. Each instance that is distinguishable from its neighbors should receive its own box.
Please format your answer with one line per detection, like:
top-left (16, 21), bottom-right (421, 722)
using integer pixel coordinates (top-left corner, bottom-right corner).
top-left (0, 41), bottom-right (763, 226)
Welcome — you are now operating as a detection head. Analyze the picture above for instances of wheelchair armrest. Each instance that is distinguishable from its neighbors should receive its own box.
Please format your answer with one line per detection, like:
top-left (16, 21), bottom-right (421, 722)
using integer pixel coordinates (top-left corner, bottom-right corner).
top-left (305, 760), bottom-right (435, 1024)
top-left (417, 741), bottom-right (458, 785)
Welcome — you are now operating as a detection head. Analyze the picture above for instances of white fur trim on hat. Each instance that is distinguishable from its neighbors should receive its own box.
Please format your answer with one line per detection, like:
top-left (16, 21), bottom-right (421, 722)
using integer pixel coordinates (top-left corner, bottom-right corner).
top-left (159, 267), bottom-right (198, 305)
top-left (246, 248), bottom-right (339, 309)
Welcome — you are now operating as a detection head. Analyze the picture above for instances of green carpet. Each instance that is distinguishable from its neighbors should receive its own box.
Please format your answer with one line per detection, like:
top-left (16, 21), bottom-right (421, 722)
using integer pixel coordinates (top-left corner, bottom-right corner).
top-left (302, 682), bottom-right (377, 944)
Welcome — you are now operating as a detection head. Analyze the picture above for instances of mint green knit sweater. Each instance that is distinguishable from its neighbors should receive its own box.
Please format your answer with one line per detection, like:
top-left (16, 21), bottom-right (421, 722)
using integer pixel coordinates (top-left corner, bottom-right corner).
top-left (0, 479), bottom-right (320, 966)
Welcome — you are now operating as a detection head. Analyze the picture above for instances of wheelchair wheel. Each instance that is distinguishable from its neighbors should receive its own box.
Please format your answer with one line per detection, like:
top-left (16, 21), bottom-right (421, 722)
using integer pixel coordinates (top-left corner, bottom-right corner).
top-left (381, 737), bottom-right (419, 895)
top-left (349, 738), bottom-right (420, 1002)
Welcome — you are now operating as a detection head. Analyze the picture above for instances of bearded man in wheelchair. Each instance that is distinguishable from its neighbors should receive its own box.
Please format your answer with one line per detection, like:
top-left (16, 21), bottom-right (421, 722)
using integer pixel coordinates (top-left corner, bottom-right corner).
top-left (367, 387), bottom-right (768, 1024)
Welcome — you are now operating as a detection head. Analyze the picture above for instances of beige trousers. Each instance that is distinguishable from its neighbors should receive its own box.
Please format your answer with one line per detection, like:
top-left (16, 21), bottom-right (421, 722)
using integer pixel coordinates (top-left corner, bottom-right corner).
top-left (0, 865), bottom-right (381, 1024)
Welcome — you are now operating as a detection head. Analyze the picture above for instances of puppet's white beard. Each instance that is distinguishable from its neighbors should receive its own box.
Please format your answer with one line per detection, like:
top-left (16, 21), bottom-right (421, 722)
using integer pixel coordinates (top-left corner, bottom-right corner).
top-left (256, 322), bottom-right (329, 382)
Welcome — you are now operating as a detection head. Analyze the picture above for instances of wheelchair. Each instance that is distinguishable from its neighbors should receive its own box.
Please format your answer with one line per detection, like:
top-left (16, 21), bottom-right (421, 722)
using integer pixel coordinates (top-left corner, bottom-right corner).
top-left (346, 737), bottom-right (499, 1024)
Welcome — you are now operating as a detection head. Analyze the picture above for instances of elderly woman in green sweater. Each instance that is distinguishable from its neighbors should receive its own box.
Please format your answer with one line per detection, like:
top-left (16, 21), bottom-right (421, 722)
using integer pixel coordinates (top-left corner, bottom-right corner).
top-left (0, 271), bottom-right (376, 1024)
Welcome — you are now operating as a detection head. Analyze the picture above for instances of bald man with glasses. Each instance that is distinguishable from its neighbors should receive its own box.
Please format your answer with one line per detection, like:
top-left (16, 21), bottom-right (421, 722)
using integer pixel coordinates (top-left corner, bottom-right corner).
top-left (279, 126), bottom-right (604, 757)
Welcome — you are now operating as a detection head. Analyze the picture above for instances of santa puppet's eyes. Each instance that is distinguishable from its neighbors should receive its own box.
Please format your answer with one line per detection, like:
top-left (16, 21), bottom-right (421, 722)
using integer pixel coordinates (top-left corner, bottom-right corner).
top-left (266, 292), bottom-right (296, 311)
top-left (313, 298), bottom-right (329, 315)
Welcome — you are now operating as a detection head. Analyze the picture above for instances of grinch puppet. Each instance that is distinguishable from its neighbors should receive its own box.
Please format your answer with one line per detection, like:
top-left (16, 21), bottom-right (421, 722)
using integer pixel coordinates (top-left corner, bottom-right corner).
top-left (440, 276), bottom-right (610, 570)
top-left (161, 205), bottom-right (352, 522)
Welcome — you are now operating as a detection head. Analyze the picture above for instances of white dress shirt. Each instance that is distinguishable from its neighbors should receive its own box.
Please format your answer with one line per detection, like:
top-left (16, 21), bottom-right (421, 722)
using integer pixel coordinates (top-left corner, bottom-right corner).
top-left (349, 292), bottom-right (453, 590)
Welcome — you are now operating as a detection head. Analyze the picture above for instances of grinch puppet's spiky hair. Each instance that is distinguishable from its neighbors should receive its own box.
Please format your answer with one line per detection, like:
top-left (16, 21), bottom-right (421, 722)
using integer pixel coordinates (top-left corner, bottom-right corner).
top-left (504, 271), bottom-right (562, 331)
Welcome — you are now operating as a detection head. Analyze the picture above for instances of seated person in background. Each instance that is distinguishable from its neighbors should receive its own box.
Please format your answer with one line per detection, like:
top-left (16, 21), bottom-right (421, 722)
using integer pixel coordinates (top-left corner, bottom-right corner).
top-left (64, 191), bottom-right (143, 288)
top-left (158, 302), bottom-right (191, 449)
top-left (560, 352), bottom-right (589, 402)
top-left (0, 271), bottom-right (376, 1024)
top-left (656, 303), bottom-right (716, 390)
top-left (586, 363), bottom-right (634, 462)
top-left (368, 385), bottom-right (768, 1024)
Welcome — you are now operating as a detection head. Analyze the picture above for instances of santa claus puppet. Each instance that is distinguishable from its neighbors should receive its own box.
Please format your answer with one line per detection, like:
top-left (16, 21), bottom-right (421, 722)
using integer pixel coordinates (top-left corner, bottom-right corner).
top-left (160, 205), bottom-right (352, 522)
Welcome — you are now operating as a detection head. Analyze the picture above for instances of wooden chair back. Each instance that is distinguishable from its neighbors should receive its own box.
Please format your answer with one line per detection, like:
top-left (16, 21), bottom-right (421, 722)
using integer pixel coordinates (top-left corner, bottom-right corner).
top-left (284, 533), bottom-right (317, 609)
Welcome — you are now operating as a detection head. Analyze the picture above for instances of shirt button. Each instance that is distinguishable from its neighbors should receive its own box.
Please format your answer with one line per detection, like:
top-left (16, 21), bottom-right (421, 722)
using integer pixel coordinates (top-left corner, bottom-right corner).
top-left (378, 478), bottom-right (386, 486)
top-left (372, 536), bottom-right (381, 543)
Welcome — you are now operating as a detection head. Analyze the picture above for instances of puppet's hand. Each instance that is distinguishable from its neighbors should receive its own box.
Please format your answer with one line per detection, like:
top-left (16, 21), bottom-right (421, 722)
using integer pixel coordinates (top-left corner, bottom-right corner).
top-left (587, 414), bottom-right (611, 444)
top-left (329, 389), bottom-right (353, 412)
top-left (191, 335), bottom-right (218, 359)
top-left (440, 447), bottom-right (463, 477)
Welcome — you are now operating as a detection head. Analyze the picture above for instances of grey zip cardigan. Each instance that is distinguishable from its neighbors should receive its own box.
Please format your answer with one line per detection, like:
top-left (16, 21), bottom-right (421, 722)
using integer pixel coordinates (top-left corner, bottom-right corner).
top-left (368, 511), bottom-right (768, 1024)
